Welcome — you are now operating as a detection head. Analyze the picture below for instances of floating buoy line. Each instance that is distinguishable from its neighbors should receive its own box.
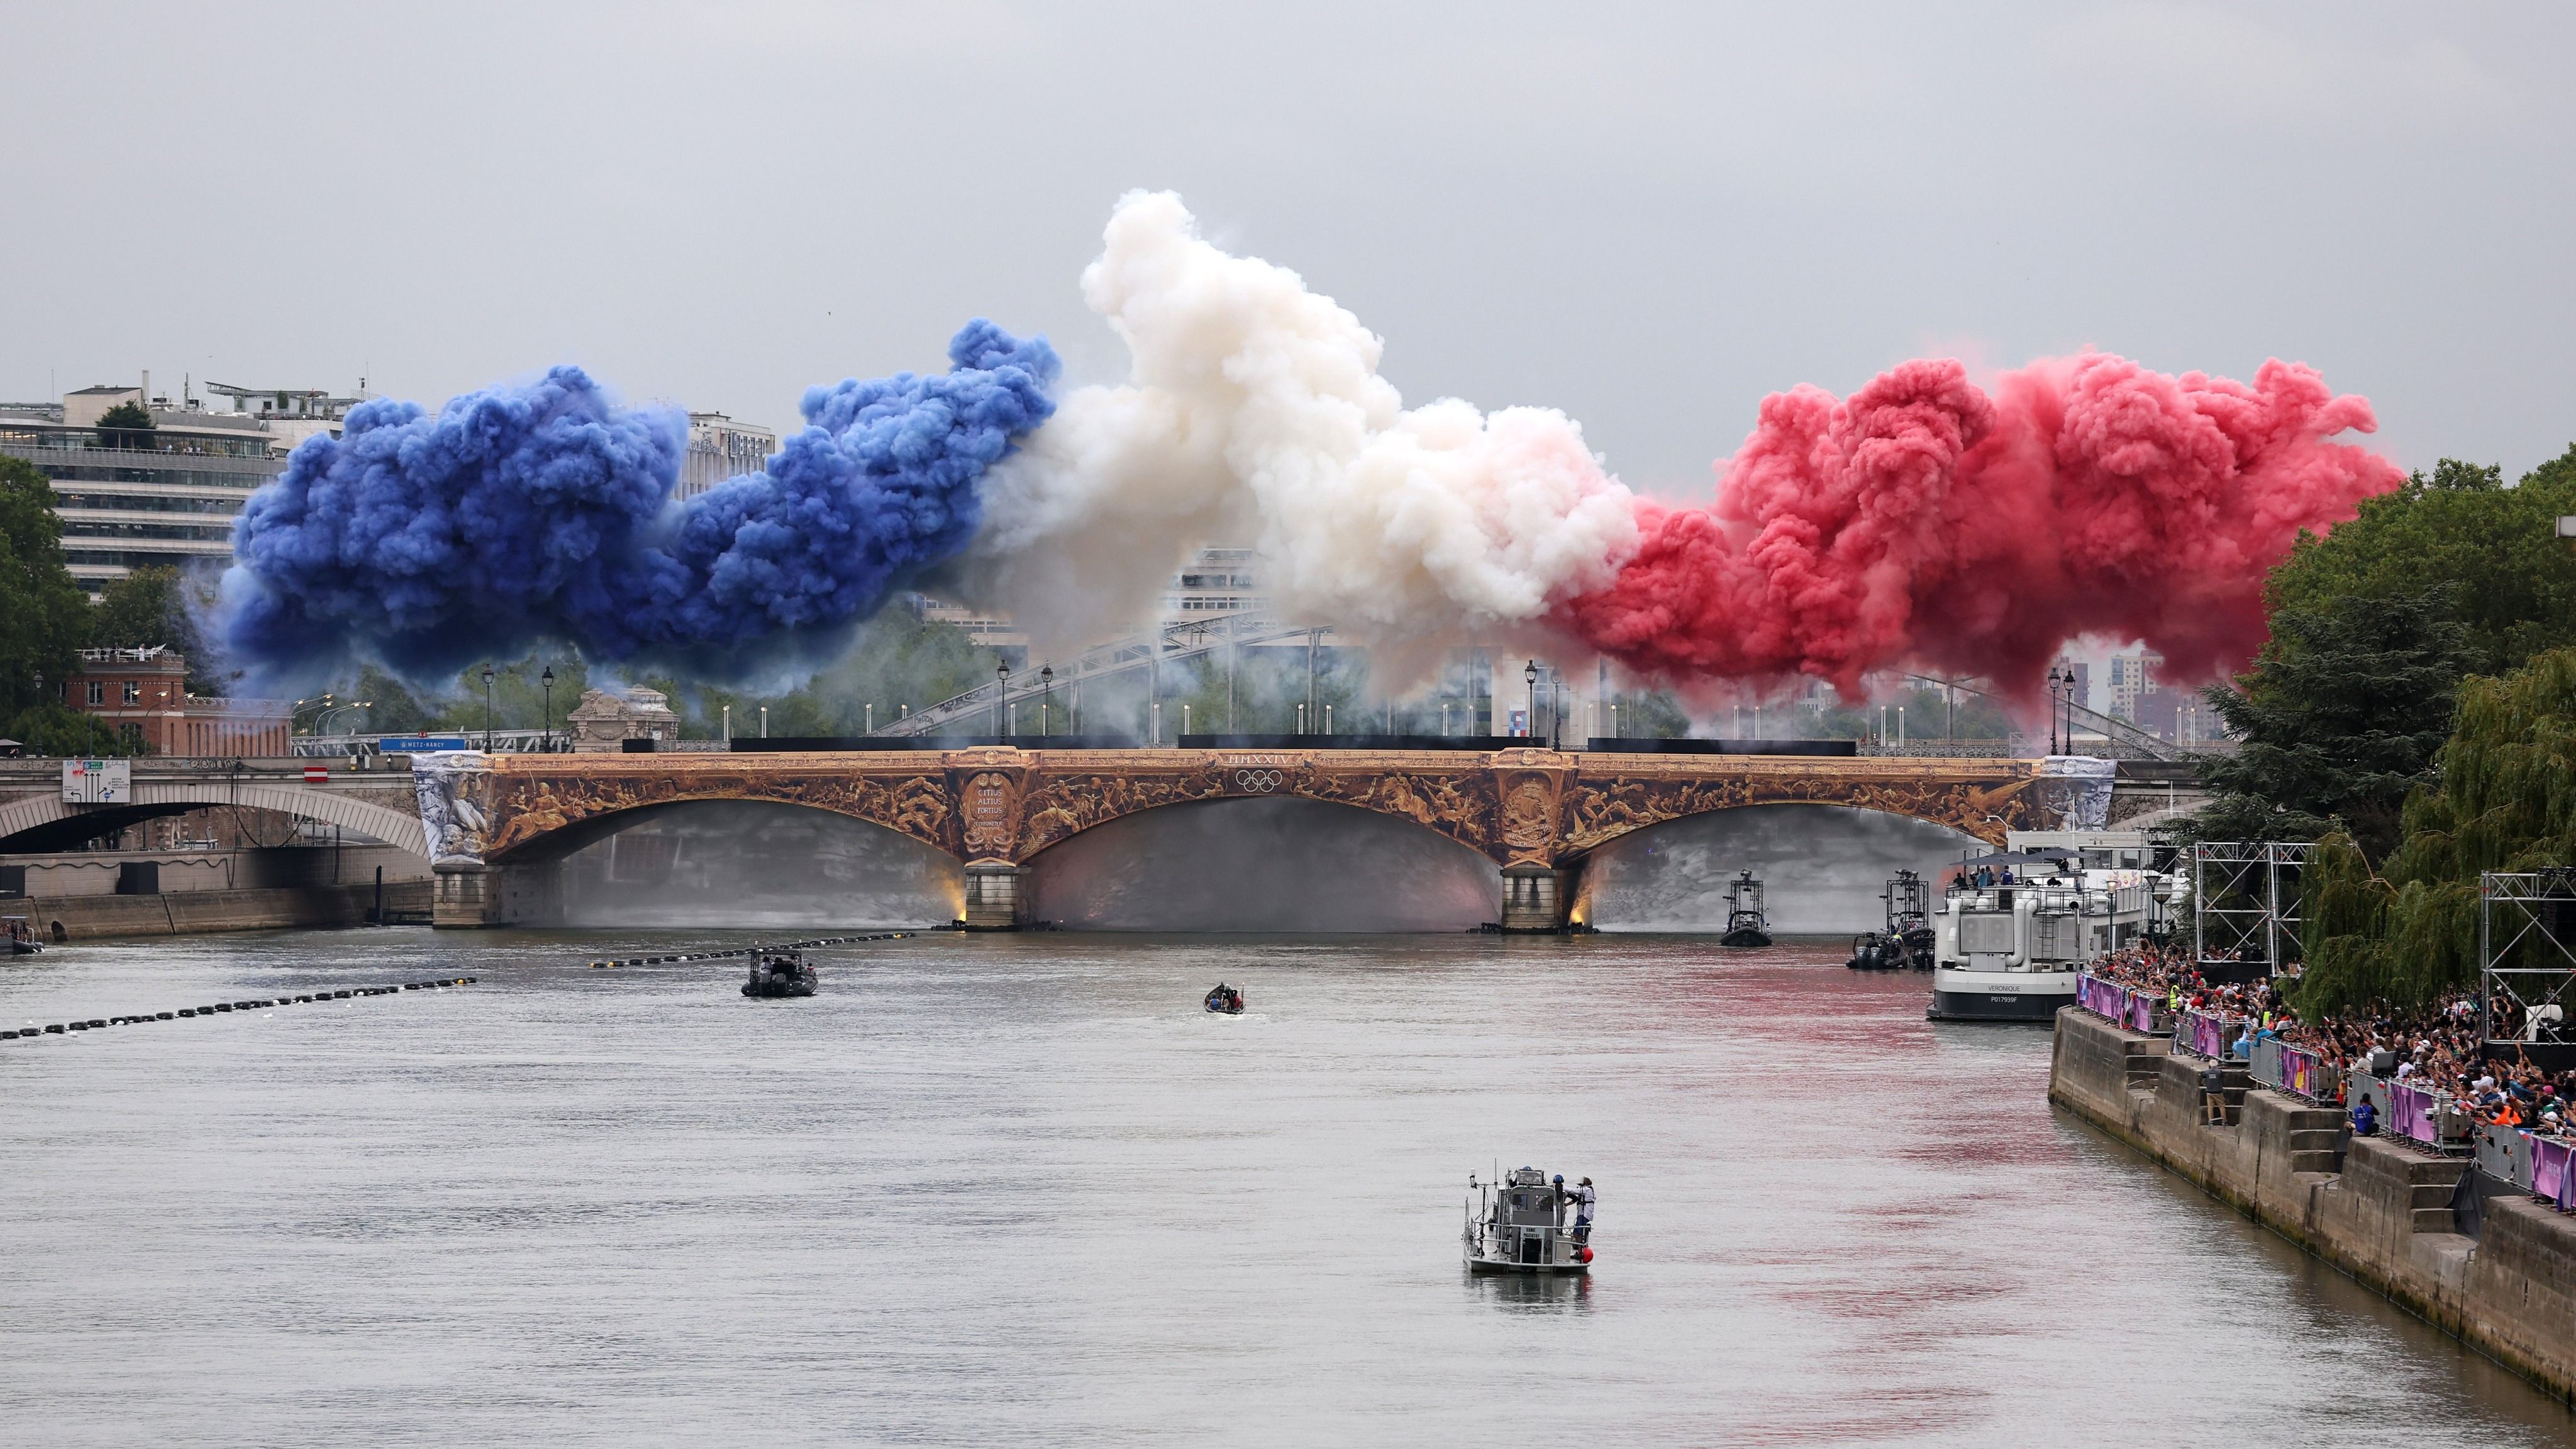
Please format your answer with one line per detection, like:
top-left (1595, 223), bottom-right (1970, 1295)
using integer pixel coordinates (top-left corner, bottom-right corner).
top-left (587, 932), bottom-right (912, 969)
top-left (3, 977), bottom-right (479, 1041)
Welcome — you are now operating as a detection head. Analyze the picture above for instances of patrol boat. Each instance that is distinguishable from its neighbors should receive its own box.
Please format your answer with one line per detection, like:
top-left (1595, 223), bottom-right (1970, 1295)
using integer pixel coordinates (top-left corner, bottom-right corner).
top-left (741, 949), bottom-right (818, 998)
top-left (1463, 1167), bottom-right (1594, 1275)
top-left (1846, 870), bottom-right (1935, 971)
top-left (1719, 870), bottom-right (1772, 948)
top-left (1926, 849), bottom-right (2157, 1021)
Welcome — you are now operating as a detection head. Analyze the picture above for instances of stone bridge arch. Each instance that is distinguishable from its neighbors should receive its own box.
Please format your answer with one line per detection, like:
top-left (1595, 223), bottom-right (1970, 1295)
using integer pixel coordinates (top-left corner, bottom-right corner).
top-left (0, 776), bottom-right (427, 857)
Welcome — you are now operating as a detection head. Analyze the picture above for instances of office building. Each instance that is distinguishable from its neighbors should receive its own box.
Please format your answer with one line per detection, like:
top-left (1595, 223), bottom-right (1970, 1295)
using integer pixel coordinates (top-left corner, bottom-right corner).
top-left (2107, 650), bottom-right (2163, 721)
top-left (677, 413), bottom-right (778, 499)
top-left (1162, 547), bottom-right (1263, 617)
top-left (2, 375), bottom-right (360, 596)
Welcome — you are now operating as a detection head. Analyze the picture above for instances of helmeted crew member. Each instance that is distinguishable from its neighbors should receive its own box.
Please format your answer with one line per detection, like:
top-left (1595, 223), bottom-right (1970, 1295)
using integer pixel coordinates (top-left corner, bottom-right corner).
top-left (1567, 1177), bottom-right (1597, 1242)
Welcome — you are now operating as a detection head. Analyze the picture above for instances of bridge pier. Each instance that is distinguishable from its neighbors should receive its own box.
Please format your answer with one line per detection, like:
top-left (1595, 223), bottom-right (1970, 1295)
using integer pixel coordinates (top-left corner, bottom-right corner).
top-left (433, 864), bottom-right (498, 928)
top-left (1499, 863), bottom-right (1577, 933)
top-left (960, 862), bottom-right (1030, 931)
top-left (431, 862), bottom-right (561, 928)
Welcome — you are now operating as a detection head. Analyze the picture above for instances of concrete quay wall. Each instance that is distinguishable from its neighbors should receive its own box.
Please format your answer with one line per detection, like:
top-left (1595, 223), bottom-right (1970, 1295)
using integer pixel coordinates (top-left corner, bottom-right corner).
top-left (2051, 1006), bottom-right (2576, 1403)
top-left (9, 880), bottom-right (433, 942)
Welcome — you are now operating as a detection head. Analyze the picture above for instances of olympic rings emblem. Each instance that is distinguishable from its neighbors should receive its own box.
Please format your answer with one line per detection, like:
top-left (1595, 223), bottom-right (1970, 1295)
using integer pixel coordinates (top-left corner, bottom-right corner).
top-left (1235, 769), bottom-right (1284, 794)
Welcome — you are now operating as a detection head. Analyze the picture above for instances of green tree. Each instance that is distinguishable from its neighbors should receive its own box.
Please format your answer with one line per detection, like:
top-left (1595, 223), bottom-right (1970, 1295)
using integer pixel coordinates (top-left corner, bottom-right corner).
top-left (88, 564), bottom-right (221, 693)
top-left (94, 400), bottom-right (157, 451)
top-left (2267, 449), bottom-right (2576, 676)
top-left (2296, 648), bottom-right (2576, 1016)
top-left (691, 615), bottom-right (1004, 739)
top-left (0, 456), bottom-right (91, 743)
top-left (2185, 589), bottom-right (2476, 861)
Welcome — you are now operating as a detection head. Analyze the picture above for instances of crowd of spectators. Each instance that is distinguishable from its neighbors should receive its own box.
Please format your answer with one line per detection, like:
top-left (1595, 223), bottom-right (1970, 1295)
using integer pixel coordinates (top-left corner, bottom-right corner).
top-left (2085, 944), bottom-right (2576, 1136)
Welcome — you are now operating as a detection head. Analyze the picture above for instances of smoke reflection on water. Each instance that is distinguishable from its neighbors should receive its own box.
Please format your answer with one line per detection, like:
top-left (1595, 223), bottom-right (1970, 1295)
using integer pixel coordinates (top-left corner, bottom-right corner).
top-left (555, 802), bottom-right (962, 928)
top-left (1028, 797), bottom-right (1502, 931)
top-left (1579, 804), bottom-right (1982, 935)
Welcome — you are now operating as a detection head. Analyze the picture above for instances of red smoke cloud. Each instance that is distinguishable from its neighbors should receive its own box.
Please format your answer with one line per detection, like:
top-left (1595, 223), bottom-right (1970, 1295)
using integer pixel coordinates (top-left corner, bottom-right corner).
top-left (1558, 353), bottom-right (2402, 701)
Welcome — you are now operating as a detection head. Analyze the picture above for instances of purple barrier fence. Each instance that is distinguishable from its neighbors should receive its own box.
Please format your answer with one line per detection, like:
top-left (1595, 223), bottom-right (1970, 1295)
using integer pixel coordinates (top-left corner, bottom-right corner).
top-left (2389, 1080), bottom-right (2441, 1147)
top-left (2278, 1043), bottom-right (2340, 1103)
top-left (2533, 1136), bottom-right (2576, 1211)
top-left (2127, 992), bottom-right (2162, 1035)
top-left (2176, 1009), bottom-right (2233, 1060)
top-left (2077, 974), bottom-right (2124, 1021)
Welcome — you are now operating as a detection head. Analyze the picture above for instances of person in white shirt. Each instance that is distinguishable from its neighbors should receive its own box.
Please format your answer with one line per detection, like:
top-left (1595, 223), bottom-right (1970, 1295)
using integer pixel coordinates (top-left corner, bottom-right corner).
top-left (1567, 1177), bottom-right (1597, 1242)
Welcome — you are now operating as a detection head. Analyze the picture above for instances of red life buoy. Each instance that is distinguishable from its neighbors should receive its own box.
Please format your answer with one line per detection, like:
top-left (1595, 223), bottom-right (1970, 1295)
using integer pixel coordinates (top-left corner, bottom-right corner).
top-left (1578, 1246), bottom-right (1594, 1263)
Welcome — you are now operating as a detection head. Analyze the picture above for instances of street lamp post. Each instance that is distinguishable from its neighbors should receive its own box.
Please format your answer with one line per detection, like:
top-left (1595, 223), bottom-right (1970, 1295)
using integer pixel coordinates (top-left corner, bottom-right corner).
top-left (2046, 666), bottom-right (2063, 754)
top-left (1524, 660), bottom-right (1538, 741)
top-left (481, 666), bottom-right (496, 752)
top-left (996, 662), bottom-right (1011, 740)
top-left (1040, 664), bottom-right (1053, 738)
top-left (540, 665), bottom-right (555, 752)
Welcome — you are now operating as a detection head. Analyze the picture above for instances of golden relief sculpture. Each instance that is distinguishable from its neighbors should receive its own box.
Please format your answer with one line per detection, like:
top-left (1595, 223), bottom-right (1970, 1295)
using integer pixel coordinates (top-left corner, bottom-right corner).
top-left (1015, 766), bottom-right (1232, 858)
top-left (1299, 765), bottom-right (1497, 857)
top-left (1560, 764), bottom-right (2038, 851)
top-left (480, 753), bottom-right (959, 860)
top-left (471, 748), bottom-right (2040, 867)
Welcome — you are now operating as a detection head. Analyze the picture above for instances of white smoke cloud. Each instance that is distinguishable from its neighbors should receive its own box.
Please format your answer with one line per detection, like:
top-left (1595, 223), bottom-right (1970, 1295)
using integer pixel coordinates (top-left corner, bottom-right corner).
top-left (957, 191), bottom-right (1643, 660)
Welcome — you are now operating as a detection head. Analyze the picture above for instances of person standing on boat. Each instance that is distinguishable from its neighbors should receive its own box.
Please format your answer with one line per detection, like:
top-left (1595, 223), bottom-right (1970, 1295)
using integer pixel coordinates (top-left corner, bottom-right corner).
top-left (1567, 1177), bottom-right (1596, 1243)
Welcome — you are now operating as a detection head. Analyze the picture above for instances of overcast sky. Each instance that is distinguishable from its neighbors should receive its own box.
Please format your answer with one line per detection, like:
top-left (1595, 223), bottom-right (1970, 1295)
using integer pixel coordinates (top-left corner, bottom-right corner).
top-left (4, 2), bottom-right (2570, 499)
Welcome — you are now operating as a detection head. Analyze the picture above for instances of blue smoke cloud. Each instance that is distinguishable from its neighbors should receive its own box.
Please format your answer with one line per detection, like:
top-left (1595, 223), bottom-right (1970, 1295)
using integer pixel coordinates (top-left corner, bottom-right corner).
top-left (220, 321), bottom-right (1058, 682)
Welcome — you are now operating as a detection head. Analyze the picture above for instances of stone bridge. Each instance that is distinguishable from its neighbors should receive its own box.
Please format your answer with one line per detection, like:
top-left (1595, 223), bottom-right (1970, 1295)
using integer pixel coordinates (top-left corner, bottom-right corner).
top-left (0, 758), bottom-right (426, 857)
top-left (419, 747), bottom-right (2112, 930)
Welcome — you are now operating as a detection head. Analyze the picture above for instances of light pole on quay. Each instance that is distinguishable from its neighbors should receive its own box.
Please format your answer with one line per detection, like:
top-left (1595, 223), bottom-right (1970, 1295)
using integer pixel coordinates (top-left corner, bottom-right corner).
top-left (1523, 659), bottom-right (1538, 741)
top-left (540, 665), bottom-right (555, 752)
top-left (996, 662), bottom-right (1011, 740)
top-left (1040, 664), bottom-right (1053, 738)
top-left (481, 666), bottom-right (496, 752)
top-left (2046, 666), bottom-right (2065, 755)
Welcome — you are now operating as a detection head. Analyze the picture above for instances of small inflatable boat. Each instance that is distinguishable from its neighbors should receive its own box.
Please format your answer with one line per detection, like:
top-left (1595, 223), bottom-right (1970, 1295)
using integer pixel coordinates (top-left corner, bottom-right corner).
top-left (1204, 983), bottom-right (1245, 1014)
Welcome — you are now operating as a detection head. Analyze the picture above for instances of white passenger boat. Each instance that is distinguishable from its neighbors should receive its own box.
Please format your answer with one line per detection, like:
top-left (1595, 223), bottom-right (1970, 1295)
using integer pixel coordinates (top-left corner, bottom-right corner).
top-left (1463, 1167), bottom-right (1594, 1275)
top-left (1927, 841), bottom-right (2166, 1023)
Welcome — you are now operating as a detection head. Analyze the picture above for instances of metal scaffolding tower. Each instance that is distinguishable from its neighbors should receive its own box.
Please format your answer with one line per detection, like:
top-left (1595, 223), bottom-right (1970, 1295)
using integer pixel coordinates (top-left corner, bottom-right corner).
top-left (2480, 868), bottom-right (2576, 1055)
top-left (2192, 841), bottom-right (2311, 976)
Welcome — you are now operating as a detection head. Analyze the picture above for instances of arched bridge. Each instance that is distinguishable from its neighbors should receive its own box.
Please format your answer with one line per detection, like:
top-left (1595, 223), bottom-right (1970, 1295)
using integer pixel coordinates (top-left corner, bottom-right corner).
top-left (421, 747), bottom-right (2111, 930)
top-left (0, 758), bottom-right (426, 857)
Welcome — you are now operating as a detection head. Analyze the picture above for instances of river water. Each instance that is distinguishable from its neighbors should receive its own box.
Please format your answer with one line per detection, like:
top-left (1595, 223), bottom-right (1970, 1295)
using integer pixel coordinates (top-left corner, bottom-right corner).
top-left (3, 929), bottom-right (2569, 1447)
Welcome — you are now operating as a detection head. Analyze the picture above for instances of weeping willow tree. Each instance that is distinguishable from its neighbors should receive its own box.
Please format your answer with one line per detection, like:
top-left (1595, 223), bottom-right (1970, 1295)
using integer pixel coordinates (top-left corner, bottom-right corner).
top-left (2297, 648), bottom-right (2576, 1016)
